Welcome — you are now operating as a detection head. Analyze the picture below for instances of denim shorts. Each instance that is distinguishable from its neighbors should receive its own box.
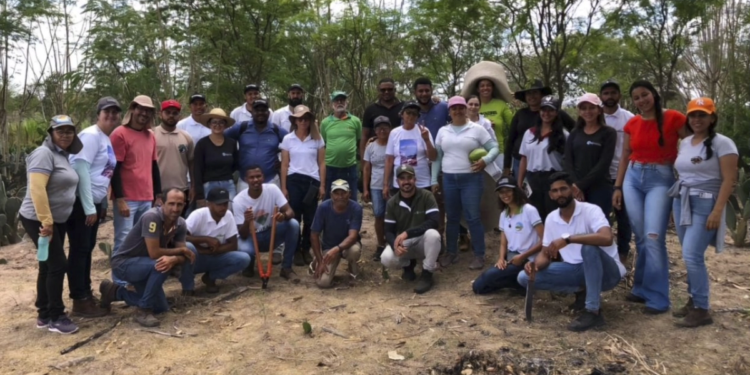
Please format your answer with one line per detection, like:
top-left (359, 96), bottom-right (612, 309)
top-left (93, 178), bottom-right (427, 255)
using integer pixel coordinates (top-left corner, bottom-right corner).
top-left (370, 189), bottom-right (386, 218)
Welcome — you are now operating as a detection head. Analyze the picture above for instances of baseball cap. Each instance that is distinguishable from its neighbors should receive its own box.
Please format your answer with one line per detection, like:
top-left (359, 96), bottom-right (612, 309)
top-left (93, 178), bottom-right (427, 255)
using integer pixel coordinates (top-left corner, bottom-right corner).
top-left (49, 115), bottom-right (75, 129)
top-left (396, 165), bottom-right (415, 177)
top-left (400, 101), bottom-right (421, 113)
top-left (494, 176), bottom-right (519, 191)
top-left (447, 96), bottom-right (467, 108)
top-left (97, 97), bottom-right (121, 113)
top-left (161, 99), bottom-right (181, 111)
top-left (189, 93), bottom-right (206, 104)
top-left (600, 80), bottom-right (621, 93)
top-left (289, 84), bottom-right (304, 92)
top-left (540, 95), bottom-right (558, 110)
top-left (330, 91), bottom-right (348, 101)
top-left (577, 93), bottom-right (602, 107)
top-left (373, 115), bottom-right (391, 128)
top-left (206, 187), bottom-right (231, 204)
top-left (244, 84), bottom-right (260, 93)
top-left (331, 179), bottom-right (350, 192)
top-left (252, 99), bottom-right (270, 109)
top-left (687, 97), bottom-right (716, 115)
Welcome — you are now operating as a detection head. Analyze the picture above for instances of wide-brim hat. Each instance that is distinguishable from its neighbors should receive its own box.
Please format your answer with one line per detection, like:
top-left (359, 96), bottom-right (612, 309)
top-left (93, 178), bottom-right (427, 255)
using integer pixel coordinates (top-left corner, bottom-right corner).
top-left (514, 79), bottom-right (554, 103)
top-left (121, 95), bottom-right (155, 126)
top-left (288, 105), bottom-right (315, 123)
top-left (460, 61), bottom-right (514, 103)
top-left (198, 108), bottom-right (235, 127)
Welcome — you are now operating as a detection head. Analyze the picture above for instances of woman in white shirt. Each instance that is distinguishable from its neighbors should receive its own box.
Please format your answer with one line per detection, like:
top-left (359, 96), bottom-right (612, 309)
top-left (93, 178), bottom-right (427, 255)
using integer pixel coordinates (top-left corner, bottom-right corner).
top-left (517, 95), bottom-right (568, 220)
top-left (668, 98), bottom-right (737, 328)
top-left (384, 101), bottom-right (436, 197)
top-left (431, 96), bottom-right (500, 270)
top-left (467, 95), bottom-right (497, 142)
top-left (280, 105), bottom-right (325, 266)
top-left (472, 176), bottom-right (543, 294)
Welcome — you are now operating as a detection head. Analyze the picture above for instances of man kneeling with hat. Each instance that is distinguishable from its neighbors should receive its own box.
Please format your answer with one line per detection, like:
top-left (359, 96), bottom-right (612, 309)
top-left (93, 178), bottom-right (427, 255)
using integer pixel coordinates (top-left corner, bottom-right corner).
top-left (381, 165), bottom-right (441, 294)
top-left (184, 187), bottom-right (251, 293)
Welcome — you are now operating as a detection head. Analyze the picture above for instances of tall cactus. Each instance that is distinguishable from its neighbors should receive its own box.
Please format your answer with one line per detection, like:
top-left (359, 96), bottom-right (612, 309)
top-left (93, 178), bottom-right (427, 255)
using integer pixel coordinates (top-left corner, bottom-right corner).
top-left (726, 169), bottom-right (750, 247)
top-left (4, 197), bottom-right (22, 244)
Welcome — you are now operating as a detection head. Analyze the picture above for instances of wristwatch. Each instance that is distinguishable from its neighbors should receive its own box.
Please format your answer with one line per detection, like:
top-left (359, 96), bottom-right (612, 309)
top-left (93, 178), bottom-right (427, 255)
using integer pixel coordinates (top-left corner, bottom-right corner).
top-left (562, 233), bottom-right (571, 244)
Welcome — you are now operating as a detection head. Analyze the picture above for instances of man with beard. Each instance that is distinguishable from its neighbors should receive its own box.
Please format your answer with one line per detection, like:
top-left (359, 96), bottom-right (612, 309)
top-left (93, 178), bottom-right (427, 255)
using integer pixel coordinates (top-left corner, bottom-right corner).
top-left (599, 81), bottom-right (634, 264)
top-left (231, 84), bottom-right (274, 123)
top-left (110, 95), bottom-right (162, 283)
top-left (517, 172), bottom-right (626, 332)
top-left (413, 77), bottom-right (449, 141)
top-left (270, 84), bottom-right (305, 132)
top-left (321, 91), bottom-right (362, 200)
top-left (503, 80), bottom-right (575, 177)
top-left (381, 165), bottom-right (441, 294)
top-left (361, 78), bottom-right (403, 161)
top-left (155, 100), bottom-right (194, 216)
top-left (177, 93), bottom-right (211, 145)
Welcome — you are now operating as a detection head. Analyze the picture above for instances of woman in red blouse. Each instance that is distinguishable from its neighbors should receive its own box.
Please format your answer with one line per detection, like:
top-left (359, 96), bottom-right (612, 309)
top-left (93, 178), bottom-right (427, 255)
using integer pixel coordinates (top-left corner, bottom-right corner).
top-left (612, 80), bottom-right (687, 314)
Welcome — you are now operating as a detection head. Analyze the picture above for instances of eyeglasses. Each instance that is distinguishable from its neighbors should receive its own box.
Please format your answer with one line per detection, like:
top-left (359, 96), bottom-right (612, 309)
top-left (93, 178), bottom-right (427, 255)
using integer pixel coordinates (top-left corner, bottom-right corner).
top-left (53, 128), bottom-right (76, 136)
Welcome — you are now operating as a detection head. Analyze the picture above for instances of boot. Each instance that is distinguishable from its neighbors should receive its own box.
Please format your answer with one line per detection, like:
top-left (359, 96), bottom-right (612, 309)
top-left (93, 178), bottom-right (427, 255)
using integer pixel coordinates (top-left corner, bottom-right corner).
top-left (280, 268), bottom-right (298, 281)
top-left (414, 270), bottom-right (434, 294)
top-left (99, 280), bottom-right (119, 310)
top-left (134, 308), bottom-right (160, 327)
top-left (201, 273), bottom-right (219, 294)
top-left (402, 259), bottom-right (417, 281)
top-left (675, 308), bottom-right (713, 328)
top-left (72, 297), bottom-right (109, 318)
top-left (672, 297), bottom-right (694, 318)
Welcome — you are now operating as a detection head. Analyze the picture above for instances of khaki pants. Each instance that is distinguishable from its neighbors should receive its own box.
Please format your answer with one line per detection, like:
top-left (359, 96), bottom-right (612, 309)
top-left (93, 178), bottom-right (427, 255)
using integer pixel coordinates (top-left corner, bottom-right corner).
top-left (316, 243), bottom-right (362, 288)
top-left (381, 229), bottom-right (441, 272)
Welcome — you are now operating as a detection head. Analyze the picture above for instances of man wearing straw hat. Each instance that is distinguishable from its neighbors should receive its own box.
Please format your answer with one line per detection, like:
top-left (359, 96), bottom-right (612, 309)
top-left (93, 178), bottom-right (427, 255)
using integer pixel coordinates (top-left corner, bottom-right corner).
top-left (155, 99), bottom-right (194, 217)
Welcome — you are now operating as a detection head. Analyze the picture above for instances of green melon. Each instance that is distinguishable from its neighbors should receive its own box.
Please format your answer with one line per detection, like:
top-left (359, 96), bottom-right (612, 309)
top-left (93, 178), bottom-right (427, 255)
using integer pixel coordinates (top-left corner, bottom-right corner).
top-left (469, 148), bottom-right (488, 162)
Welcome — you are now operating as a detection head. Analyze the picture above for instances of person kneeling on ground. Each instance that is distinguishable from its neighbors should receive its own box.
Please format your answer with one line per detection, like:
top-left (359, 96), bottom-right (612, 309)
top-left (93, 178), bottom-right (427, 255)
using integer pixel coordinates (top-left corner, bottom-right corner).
top-left (100, 189), bottom-right (196, 328)
top-left (234, 165), bottom-right (299, 280)
top-left (311, 179), bottom-right (363, 288)
top-left (517, 172), bottom-right (626, 332)
top-left (473, 176), bottom-right (543, 294)
top-left (185, 187), bottom-right (251, 293)
top-left (381, 165), bottom-right (441, 294)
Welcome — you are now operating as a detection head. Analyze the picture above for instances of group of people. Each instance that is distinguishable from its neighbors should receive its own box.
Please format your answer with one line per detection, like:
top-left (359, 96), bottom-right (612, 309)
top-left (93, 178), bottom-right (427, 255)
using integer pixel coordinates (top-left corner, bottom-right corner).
top-left (20, 72), bottom-right (734, 335)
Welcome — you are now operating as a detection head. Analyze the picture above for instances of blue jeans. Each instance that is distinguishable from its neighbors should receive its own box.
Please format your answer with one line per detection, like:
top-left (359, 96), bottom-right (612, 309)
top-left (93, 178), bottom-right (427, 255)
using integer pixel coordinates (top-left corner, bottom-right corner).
top-left (472, 251), bottom-right (524, 294)
top-left (370, 188), bottom-right (386, 218)
top-left (673, 196), bottom-right (716, 310)
top-left (112, 256), bottom-right (194, 313)
top-left (113, 200), bottom-right (153, 286)
top-left (238, 219), bottom-right (300, 269)
top-left (517, 245), bottom-right (622, 311)
top-left (443, 172), bottom-right (484, 256)
top-left (204, 180), bottom-right (237, 211)
top-left (186, 242), bottom-right (250, 281)
top-left (623, 163), bottom-right (674, 310)
top-left (286, 173), bottom-right (320, 252)
top-left (325, 165), bottom-right (358, 201)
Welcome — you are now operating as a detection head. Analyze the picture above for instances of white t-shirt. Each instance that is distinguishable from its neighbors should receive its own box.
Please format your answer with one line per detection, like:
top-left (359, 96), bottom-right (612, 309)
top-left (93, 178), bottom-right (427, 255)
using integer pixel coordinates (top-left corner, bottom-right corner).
top-left (69, 125), bottom-right (116, 204)
top-left (386, 126), bottom-right (434, 188)
top-left (177, 115), bottom-right (212, 144)
top-left (543, 201), bottom-right (626, 277)
top-left (230, 104), bottom-right (275, 124)
top-left (280, 133), bottom-right (325, 181)
top-left (364, 142), bottom-right (387, 190)
top-left (675, 134), bottom-right (737, 194)
top-left (518, 128), bottom-right (567, 172)
top-left (186, 207), bottom-right (238, 246)
top-left (270, 105), bottom-right (293, 132)
top-left (499, 203), bottom-right (542, 260)
top-left (604, 107), bottom-right (635, 179)
top-left (233, 184), bottom-right (288, 232)
top-left (435, 122), bottom-right (492, 174)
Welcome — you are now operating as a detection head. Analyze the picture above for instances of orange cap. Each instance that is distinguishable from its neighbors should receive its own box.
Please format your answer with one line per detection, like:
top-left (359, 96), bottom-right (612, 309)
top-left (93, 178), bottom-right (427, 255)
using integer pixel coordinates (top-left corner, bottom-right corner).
top-left (687, 97), bottom-right (716, 115)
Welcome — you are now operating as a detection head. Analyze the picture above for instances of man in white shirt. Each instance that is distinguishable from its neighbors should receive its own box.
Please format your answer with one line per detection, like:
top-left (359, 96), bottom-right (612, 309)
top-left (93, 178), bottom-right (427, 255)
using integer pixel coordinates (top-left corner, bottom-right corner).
top-left (270, 84), bottom-right (304, 132)
top-left (599, 80), bottom-right (635, 264)
top-left (177, 93), bottom-right (212, 144)
top-left (185, 188), bottom-right (250, 293)
top-left (518, 172), bottom-right (626, 332)
top-left (230, 84), bottom-right (274, 123)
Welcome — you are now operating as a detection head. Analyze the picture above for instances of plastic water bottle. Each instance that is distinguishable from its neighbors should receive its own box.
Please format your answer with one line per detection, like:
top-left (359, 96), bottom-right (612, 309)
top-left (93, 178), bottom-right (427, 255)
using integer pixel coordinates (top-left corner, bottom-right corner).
top-left (37, 235), bottom-right (49, 262)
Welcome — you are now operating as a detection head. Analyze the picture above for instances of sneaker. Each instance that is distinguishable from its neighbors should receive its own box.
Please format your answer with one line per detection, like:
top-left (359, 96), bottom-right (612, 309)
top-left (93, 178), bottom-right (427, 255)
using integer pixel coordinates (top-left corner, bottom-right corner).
top-left (468, 256), bottom-right (485, 270)
top-left (372, 246), bottom-right (385, 261)
top-left (293, 250), bottom-right (306, 266)
top-left (134, 308), bottom-right (160, 327)
top-left (675, 308), bottom-right (713, 328)
top-left (567, 310), bottom-right (605, 332)
top-left (402, 260), bottom-right (417, 281)
top-left (672, 298), bottom-right (694, 318)
top-left (201, 273), bottom-right (220, 294)
top-left (625, 293), bottom-right (646, 304)
top-left (272, 245), bottom-right (284, 265)
top-left (36, 317), bottom-right (50, 329)
top-left (568, 290), bottom-right (586, 312)
top-left (99, 280), bottom-right (119, 310)
top-left (243, 259), bottom-right (255, 278)
top-left (48, 314), bottom-right (79, 334)
top-left (414, 270), bottom-right (434, 294)
top-left (72, 297), bottom-right (109, 318)
top-left (439, 253), bottom-right (459, 268)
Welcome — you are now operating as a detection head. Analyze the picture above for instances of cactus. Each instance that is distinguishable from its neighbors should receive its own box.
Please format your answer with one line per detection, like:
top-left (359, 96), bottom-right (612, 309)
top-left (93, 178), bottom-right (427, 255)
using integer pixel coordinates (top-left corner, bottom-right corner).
top-left (726, 169), bottom-right (750, 247)
top-left (4, 197), bottom-right (22, 244)
top-left (98, 242), bottom-right (113, 258)
top-left (0, 180), bottom-right (7, 215)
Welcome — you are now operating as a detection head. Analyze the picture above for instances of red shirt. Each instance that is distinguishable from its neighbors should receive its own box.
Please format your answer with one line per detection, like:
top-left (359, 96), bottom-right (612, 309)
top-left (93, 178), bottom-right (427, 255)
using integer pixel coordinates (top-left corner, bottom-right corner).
top-left (110, 125), bottom-right (157, 201)
top-left (624, 109), bottom-right (686, 164)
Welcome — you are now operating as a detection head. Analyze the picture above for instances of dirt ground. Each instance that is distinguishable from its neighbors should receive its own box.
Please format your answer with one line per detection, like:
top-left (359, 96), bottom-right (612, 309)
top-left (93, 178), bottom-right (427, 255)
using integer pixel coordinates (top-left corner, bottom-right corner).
top-left (1, 207), bottom-right (749, 375)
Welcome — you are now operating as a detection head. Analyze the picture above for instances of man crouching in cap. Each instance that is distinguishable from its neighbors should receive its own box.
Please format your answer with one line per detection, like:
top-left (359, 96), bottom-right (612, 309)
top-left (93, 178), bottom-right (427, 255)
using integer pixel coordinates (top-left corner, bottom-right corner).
top-left (381, 165), bottom-right (441, 294)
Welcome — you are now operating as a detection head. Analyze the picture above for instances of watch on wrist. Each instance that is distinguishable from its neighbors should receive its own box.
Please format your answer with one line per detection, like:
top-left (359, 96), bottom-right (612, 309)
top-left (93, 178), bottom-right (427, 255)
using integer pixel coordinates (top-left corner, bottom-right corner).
top-left (562, 233), bottom-right (571, 244)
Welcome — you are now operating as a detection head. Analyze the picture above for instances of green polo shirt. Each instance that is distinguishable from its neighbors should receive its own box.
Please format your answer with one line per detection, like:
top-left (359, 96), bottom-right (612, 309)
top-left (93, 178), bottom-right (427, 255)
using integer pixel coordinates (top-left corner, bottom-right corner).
top-left (320, 113), bottom-right (362, 168)
top-left (384, 188), bottom-right (439, 234)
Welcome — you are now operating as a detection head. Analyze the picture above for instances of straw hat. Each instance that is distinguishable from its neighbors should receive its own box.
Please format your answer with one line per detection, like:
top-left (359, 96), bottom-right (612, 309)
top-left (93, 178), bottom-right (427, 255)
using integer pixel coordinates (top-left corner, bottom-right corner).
top-left (460, 61), bottom-right (514, 103)
top-left (198, 108), bottom-right (235, 127)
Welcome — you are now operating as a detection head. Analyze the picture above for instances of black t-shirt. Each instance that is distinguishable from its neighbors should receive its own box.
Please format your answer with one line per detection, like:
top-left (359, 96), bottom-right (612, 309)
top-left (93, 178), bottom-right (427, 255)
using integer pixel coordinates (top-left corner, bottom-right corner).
top-left (563, 126), bottom-right (617, 191)
top-left (193, 136), bottom-right (239, 199)
top-left (362, 100), bottom-right (404, 130)
top-left (504, 108), bottom-right (575, 168)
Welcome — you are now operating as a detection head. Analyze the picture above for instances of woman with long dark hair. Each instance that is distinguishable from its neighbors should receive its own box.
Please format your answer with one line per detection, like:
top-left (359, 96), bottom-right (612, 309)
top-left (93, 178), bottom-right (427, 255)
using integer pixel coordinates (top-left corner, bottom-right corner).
top-left (472, 176), bottom-right (543, 294)
top-left (194, 108), bottom-right (238, 209)
top-left (564, 93), bottom-right (617, 213)
top-left (517, 95), bottom-right (568, 220)
top-left (612, 80), bottom-right (687, 314)
top-left (668, 98), bottom-right (736, 327)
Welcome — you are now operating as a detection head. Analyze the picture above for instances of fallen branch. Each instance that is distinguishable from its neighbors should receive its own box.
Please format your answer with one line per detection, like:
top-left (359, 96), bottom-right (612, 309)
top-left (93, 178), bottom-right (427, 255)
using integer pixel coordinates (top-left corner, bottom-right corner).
top-left (321, 326), bottom-right (349, 339)
top-left (60, 319), bottom-right (122, 355)
top-left (50, 356), bottom-right (94, 370)
top-left (407, 303), bottom-right (446, 308)
top-left (203, 286), bottom-right (260, 305)
top-left (137, 329), bottom-right (185, 338)
top-left (715, 307), bottom-right (750, 314)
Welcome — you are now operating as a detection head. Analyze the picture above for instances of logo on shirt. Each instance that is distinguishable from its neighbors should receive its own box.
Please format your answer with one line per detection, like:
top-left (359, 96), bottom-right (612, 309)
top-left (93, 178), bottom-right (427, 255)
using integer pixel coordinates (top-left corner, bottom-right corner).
top-left (222, 152), bottom-right (233, 157)
top-left (515, 222), bottom-right (524, 232)
top-left (178, 144), bottom-right (188, 154)
top-left (586, 141), bottom-right (602, 147)
top-left (691, 156), bottom-right (704, 164)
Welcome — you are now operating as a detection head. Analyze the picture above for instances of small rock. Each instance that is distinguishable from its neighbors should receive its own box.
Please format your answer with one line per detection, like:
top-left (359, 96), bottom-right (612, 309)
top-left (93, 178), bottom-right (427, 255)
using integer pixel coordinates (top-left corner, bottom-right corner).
top-left (461, 369), bottom-right (473, 375)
